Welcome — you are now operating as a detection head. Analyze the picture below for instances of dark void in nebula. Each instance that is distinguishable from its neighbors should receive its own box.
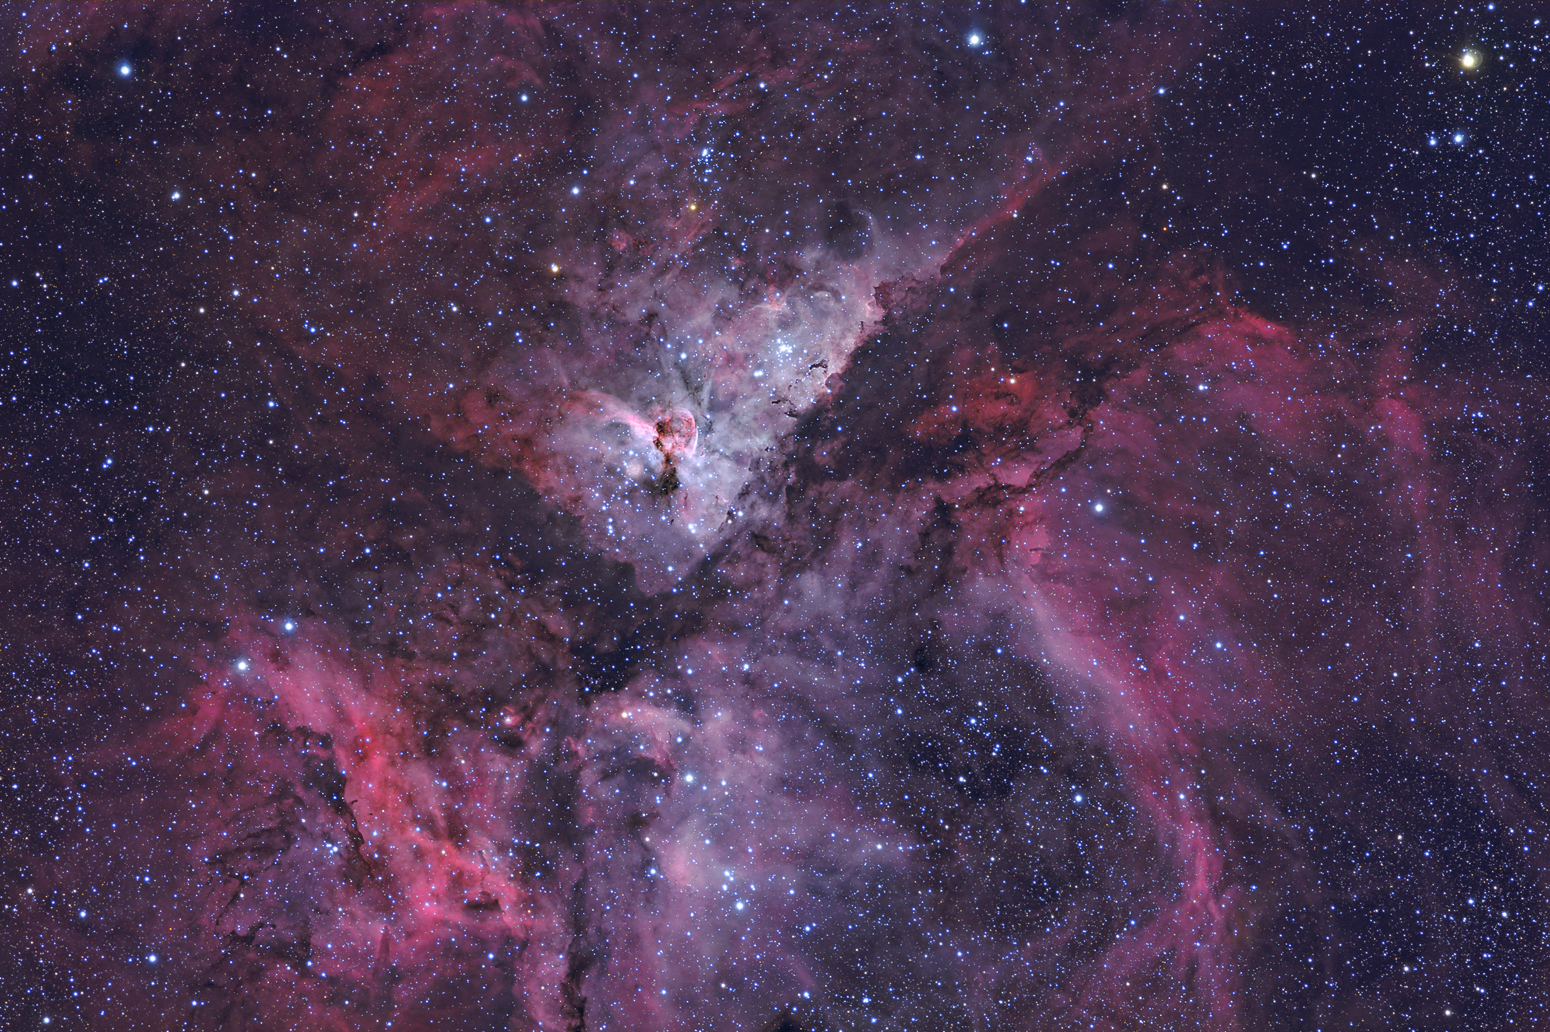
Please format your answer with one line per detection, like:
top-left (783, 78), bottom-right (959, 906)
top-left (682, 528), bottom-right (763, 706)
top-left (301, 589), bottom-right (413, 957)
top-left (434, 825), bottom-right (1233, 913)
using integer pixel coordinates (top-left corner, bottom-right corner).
top-left (3, 4), bottom-right (1549, 1030)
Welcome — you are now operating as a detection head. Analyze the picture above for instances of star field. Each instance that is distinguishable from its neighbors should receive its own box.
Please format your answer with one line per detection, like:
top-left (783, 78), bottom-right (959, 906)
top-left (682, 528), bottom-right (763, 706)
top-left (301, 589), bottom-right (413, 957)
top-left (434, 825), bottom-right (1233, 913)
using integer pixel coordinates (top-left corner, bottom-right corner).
top-left (1, 4), bottom-right (1548, 1032)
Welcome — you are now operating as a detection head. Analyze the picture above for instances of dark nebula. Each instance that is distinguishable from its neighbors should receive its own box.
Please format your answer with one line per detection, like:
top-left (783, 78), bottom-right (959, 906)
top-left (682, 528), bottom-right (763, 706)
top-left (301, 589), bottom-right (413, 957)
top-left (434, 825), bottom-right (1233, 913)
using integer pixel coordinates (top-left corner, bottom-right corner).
top-left (3, 4), bottom-right (1549, 1031)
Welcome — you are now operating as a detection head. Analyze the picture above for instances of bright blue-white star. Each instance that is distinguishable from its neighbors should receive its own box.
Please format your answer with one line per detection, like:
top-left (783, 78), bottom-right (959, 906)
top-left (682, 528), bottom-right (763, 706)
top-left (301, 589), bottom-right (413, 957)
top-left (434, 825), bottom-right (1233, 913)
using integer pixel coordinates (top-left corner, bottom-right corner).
top-left (118, 63), bottom-right (132, 77)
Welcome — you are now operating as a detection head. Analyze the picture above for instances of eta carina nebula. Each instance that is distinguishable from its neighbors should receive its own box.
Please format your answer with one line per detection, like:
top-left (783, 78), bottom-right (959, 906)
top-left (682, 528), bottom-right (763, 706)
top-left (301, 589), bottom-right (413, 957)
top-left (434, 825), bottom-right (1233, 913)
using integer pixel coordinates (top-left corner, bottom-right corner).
top-left (2, 4), bottom-right (1548, 1031)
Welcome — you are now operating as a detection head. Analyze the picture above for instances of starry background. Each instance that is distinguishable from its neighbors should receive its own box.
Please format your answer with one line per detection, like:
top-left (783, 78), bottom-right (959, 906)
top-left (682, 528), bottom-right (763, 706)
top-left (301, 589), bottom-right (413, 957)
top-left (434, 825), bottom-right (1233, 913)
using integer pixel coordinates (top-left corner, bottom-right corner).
top-left (1, 3), bottom-right (1547, 1031)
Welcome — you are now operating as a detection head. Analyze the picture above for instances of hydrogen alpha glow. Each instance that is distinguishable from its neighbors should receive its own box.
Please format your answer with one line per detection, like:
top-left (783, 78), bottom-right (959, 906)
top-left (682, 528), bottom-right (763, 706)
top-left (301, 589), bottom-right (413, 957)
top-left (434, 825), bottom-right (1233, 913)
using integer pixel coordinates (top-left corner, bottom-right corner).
top-left (3, 6), bottom-right (1547, 1032)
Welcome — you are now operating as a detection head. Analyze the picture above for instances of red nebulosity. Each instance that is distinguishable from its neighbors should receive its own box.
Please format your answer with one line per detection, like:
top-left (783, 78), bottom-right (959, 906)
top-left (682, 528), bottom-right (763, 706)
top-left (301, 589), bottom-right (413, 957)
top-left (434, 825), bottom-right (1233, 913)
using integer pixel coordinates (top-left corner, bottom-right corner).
top-left (2, 4), bottom-right (1547, 1032)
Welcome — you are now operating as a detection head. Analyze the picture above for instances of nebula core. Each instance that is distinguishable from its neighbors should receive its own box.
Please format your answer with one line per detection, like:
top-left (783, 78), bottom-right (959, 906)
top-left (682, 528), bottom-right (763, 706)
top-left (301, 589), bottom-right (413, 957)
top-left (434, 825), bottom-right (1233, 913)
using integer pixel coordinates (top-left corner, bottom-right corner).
top-left (3, 4), bottom-right (1549, 1031)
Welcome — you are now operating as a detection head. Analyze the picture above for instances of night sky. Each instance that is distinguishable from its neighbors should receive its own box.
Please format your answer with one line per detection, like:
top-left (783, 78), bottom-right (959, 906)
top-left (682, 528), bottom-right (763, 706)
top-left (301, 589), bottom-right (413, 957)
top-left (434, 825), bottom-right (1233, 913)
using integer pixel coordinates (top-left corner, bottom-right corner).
top-left (2, 3), bottom-right (1549, 1031)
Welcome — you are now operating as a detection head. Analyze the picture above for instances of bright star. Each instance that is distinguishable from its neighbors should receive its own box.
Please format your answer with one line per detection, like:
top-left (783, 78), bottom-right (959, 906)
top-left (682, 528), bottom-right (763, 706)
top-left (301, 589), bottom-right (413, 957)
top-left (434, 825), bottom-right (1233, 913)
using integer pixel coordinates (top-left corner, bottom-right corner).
top-left (118, 63), bottom-right (131, 77)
